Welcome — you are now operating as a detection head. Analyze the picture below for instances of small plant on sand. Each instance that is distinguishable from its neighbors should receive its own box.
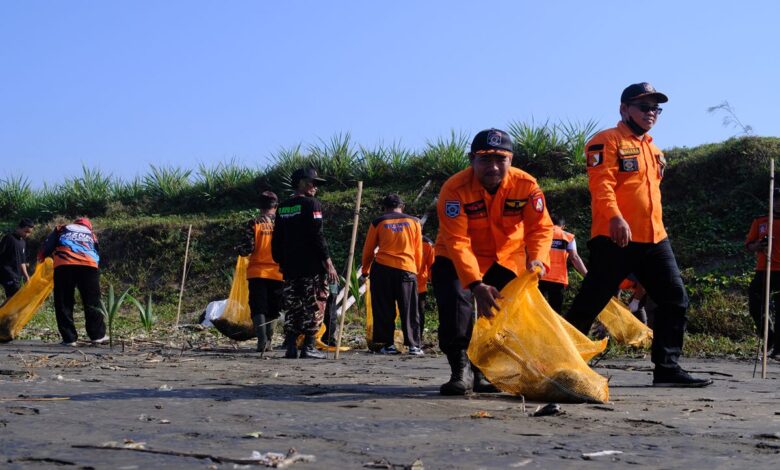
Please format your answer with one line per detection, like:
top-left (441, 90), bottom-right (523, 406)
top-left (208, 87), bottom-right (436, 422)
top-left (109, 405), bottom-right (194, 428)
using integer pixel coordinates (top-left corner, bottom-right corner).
top-left (130, 294), bottom-right (156, 335)
top-left (99, 284), bottom-right (132, 349)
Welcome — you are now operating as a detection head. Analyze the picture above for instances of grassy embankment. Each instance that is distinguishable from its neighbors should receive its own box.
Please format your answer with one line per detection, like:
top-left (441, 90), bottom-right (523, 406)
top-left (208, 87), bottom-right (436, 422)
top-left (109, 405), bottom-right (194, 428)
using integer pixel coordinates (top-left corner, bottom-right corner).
top-left (1, 124), bottom-right (778, 357)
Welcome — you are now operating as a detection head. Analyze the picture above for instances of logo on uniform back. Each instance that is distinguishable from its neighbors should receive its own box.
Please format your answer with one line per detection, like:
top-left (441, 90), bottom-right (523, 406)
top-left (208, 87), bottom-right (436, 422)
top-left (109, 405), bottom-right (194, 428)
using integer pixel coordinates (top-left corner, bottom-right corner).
top-left (487, 131), bottom-right (502, 147)
top-left (444, 200), bottom-right (461, 218)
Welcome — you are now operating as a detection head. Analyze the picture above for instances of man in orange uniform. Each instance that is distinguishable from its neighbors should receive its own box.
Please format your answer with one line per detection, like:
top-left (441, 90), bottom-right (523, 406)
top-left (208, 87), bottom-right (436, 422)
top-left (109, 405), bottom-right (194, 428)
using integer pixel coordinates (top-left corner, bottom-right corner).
top-left (433, 128), bottom-right (553, 395)
top-left (38, 217), bottom-right (106, 347)
top-left (362, 194), bottom-right (424, 355)
top-left (416, 235), bottom-right (435, 344)
top-left (745, 188), bottom-right (780, 358)
top-left (238, 191), bottom-right (283, 354)
top-left (538, 214), bottom-right (587, 314)
top-left (565, 82), bottom-right (711, 387)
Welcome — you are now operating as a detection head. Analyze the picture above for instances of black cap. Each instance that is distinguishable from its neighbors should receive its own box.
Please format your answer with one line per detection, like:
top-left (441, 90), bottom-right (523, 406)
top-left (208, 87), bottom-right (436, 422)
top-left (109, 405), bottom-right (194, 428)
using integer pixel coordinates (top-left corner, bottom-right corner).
top-left (291, 167), bottom-right (327, 186)
top-left (621, 82), bottom-right (668, 104)
top-left (470, 128), bottom-right (513, 156)
top-left (381, 193), bottom-right (404, 209)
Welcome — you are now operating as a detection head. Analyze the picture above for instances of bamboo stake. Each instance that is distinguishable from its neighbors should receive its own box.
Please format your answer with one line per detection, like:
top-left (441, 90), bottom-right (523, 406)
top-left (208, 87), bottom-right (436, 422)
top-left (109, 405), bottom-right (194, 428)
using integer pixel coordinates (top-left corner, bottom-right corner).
top-left (335, 181), bottom-right (363, 359)
top-left (762, 159), bottom-right (774, 379)
top-left (175, 224), bottom-right (193, 329)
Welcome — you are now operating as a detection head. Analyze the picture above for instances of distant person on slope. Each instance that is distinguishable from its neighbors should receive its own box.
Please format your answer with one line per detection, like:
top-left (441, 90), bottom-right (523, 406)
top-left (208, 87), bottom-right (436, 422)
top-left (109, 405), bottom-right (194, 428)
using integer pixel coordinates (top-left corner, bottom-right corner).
top-left (745, 188), bottom-right (780, 359)
top-left (565, 82), bottom-right (711, 387)
top-left (38, 217), bottom-right (107, 346)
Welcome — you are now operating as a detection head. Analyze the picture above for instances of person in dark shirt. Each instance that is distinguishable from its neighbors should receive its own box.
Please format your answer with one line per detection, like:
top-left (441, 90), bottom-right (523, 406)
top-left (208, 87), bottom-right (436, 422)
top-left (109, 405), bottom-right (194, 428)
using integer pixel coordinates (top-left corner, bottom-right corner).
top-left (0, 218), bottom-right (35, 304)
top-left (272, 168), bottom-right (338, 359)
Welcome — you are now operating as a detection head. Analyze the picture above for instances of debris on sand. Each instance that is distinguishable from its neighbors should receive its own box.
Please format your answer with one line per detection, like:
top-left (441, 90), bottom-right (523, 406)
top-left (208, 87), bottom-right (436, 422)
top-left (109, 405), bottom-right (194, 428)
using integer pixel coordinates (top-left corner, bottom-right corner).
top-left (363, 458), bottom-right (424, 469)
top-left (531, 403), bottom-right (562, 417)
top-left (581, 450), bottom-right (623, 460)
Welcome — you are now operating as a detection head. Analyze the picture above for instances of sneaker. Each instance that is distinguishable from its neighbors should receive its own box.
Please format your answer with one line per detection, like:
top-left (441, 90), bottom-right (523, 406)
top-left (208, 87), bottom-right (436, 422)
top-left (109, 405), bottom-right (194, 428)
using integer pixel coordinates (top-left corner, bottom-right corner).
top-left (60, 341), bottom-right (77, 347)
top-left (378, 345), bottom-right (400, 355)
top-left (91, 336), bottom-right (110, 345)
top-left (408, 346), bottom-right (424, 356)
top-left (653, 368), bottom-right (713, 388)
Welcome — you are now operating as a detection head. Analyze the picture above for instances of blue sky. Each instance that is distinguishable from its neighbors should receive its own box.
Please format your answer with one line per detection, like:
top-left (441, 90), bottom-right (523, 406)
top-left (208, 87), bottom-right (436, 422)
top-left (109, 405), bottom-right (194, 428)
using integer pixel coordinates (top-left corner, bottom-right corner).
top-left (1, 1), bottom-right (778, 187)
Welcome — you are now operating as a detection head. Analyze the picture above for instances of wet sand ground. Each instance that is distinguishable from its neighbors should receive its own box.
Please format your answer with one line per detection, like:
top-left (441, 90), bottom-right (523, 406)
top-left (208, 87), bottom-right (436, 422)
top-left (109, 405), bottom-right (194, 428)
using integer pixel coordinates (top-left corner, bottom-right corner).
top-left (1, 340), bottom-right (779, 469)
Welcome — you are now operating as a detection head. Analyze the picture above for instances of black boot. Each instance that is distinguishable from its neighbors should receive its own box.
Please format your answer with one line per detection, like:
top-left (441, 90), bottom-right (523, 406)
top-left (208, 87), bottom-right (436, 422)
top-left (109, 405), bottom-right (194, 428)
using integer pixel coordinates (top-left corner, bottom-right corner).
top-left (254, 314), bottom-right (268, 354)
top-left (472, 364), bottom-right (501, 393)
top-left (299, 335), bottom-right (326, 359)
top-left (440, 350), bottom-right (473, 396)
top-left (264, 323), bottom-right (274, 352)
top-left (284, 332), bottom-right (298, 359)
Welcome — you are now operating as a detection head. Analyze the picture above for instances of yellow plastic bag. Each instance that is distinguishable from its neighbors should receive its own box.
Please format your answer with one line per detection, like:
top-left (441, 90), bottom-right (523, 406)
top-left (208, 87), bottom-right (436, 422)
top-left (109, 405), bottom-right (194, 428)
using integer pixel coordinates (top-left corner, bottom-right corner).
top-left (212, 256), bottom-right (255, 341)
top-left (468, 271), bottom-right (609, 403)
top-left (597, 297), bottom-right (653, 348)
top-left (364, 279), bottom-right (404, 351)
top-left (0, 258), bottom-right (55, 342)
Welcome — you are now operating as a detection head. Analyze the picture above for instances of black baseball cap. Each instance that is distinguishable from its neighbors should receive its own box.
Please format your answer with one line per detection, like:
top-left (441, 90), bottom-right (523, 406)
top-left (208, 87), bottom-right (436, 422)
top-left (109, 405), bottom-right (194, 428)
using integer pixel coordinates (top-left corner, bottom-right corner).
top-left (471, 128), bottom-right (513, 156)
top-left (621, 82), bottom-right (668, 104)
top-left (291, 167), bottom-right (327, 186)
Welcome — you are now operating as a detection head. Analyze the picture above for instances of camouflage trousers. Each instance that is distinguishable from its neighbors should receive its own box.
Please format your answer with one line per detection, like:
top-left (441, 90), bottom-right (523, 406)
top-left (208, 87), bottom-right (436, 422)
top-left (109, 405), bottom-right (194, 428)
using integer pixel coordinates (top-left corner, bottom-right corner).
top-left (282, 274), bottom-right (328, 337)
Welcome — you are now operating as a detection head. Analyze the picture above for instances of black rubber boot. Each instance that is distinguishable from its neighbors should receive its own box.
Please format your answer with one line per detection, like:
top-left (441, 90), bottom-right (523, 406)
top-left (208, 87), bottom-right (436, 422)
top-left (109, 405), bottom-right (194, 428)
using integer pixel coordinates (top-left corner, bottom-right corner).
top-left (299, 335), bottom-right (326, 359)
top-left (264, 323), bottom-right (274, 352)
top-left (284, 333), bottom-right (298, 359)
top-left (440, 350), bottom-right (473, 396)
top-left (472, 364), bottom-right (501, 393)
top-left (254, 314), bottom-right (268, 354)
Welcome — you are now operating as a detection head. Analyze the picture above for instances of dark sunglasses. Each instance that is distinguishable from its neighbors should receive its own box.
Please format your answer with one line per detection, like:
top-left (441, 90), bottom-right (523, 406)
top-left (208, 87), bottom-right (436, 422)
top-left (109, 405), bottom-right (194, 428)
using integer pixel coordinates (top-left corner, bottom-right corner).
top-left (631, 103), bottom-right (663, 115)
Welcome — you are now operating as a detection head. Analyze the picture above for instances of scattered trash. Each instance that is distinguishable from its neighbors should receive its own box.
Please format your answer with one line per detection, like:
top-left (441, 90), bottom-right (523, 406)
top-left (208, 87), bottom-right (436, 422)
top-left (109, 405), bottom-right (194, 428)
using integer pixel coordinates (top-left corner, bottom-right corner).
top-left (364, 458), bottom-right (423, 469)
top-left (243, 432), bottom-right (263, 439)
top-left (157, 384), bottom-right (173, 392)
top-left (509, 459), bottom-right (533, 468)
top-left (581, 450), bottom-right (622, 460)
top-left (55, 375), bottom-right (64, 381)
top-left (470, 410), bottom-right (494, 419)
top-left (532, 403), bottom-right (562, 417)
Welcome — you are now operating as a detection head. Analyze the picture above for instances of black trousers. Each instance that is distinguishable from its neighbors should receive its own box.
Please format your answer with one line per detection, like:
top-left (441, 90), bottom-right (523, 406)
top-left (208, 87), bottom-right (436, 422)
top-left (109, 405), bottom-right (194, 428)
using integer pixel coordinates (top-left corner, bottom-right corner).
top-left (538, 280), bottom-right (565, 314)
top-left (248, 278), bottom-right (283, 338)
top-left (748, 271), bottom-right (780, 349)
top-left (431, 257), bottom-right (474, 355)
top-left (53, 265), bottom-right (105, 343)
top-left (417, 291), bottom-right (428, 341)
top-left (566, 237), bottom-right (688, 371)
top-left (370, 262), bottom-right (420, 347)
top-left (1, 278), bottom-right (21, 305)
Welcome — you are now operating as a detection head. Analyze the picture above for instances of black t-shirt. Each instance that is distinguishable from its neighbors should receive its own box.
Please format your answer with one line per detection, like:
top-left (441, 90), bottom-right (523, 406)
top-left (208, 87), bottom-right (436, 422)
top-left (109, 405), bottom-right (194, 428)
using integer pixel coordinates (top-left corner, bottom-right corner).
top-left (271, 195), bottom-right (330, 279)
top-left (0, 232), bottom-right (26, 282)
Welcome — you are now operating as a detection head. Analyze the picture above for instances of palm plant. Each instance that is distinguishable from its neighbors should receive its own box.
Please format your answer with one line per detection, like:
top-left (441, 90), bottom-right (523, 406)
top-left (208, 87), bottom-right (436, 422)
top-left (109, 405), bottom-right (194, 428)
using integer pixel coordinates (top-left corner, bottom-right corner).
top-left (99, 284), bottom-right (132, 350)
top-left (129, 294), bottom-right (155, 335)
top-left (308, 133), bottom-right (359, 186)
top-left (143, 165), bottom-right (193, 201)
top-left (419, 130), bottom-right (469, 179)
top-left (0, 174), bottom-right (32, 216)
top-left (559, 119), bottom-right (600, 168)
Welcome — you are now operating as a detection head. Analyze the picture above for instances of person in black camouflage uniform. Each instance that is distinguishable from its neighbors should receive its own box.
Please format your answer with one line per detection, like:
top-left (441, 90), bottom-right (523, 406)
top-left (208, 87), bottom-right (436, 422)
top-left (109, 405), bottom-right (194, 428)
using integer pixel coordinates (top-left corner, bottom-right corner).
top-left (272, 168), bottom-right (338, 359)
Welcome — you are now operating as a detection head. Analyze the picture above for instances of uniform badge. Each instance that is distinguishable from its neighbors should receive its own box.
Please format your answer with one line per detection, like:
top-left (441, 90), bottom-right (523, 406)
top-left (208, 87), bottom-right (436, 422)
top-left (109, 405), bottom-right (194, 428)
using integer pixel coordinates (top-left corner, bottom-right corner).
top-left (619, 157), bottom-right (638, 172)
top-left (618, 147), bottom-right (640, 156)
top-left (587, 152), bottom-right (602, 167)
top-left (444, 200), bottom-right (461, 218)
top-left (464, 200), bottom-right (487, 219)
top-left (534, 195), bottom-right (544, 213)
top-left (487, 130), bottom-right (502, 147)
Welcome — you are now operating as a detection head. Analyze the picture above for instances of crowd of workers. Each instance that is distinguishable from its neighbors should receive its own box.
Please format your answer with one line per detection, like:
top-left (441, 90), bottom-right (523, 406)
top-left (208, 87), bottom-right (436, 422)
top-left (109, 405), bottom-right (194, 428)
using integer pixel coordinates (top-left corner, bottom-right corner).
top-left (3, 82), bottom-right (777, 393)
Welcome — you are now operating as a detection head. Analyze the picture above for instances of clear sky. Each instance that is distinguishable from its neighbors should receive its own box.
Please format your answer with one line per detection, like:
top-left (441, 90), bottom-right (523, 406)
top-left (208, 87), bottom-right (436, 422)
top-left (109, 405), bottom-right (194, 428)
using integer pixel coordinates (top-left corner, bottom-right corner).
top-left (2, 1), bottom-right (778, 187)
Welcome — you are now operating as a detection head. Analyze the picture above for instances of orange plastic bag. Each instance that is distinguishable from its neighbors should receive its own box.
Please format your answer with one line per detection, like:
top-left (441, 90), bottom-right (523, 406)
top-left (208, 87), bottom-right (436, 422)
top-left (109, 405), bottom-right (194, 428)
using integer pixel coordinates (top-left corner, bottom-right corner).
top-left (212, 257), bottom-right (255, 341)
top-left (597, 297), bottom-right (653, 348)
top-left (0, 258), bottom-right (55, 342)
top-left (468, 271), bottom-right (609, 403)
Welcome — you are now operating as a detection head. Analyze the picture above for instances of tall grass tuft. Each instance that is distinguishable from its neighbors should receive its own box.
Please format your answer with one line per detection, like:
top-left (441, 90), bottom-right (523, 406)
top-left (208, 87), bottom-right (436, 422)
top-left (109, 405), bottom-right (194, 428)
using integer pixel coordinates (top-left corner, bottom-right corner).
top-left (418, 130), bottom-right (469, 179)
top-left (143, 165), bottom-right (193, 202)
top-left (308, 133), bottom-right (359, 186)
top-left (61, 166), bottom-right (114, 216)
top-left (99, 284), bottom-right (132, 350)
top-left (0, 175), bottom-right (33, 216)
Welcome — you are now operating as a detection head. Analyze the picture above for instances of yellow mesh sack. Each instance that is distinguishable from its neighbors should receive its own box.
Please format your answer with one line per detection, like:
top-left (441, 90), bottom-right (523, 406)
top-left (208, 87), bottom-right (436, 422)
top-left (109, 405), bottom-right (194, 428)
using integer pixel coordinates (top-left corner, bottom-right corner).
top-left (365, 279), bottom-right (404, 351)
top-left (212, 256), bottom-right (255, 341)
top-left (468, 271), bottom-right (609, 403)
top-left (597, 297), bottom-right (653, 348)
top-left (0, 258), bottom-right (55, 342)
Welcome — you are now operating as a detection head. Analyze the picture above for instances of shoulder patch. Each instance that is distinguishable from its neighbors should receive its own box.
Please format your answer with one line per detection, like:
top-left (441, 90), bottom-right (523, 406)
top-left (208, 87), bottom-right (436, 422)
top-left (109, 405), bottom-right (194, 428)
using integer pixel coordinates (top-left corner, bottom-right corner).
top-left (587, 152), bottom-right (603, 167)
top-left (444, 200), bottom-right (461, 218)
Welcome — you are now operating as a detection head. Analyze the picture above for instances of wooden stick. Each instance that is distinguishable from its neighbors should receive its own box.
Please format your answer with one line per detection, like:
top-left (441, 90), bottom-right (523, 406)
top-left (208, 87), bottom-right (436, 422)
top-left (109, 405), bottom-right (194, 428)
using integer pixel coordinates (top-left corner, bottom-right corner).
top-left (412, 179), bottom-right (432, 204)
top-left (175, 224), bottom-right (193, 329)
top-left (762, 159), bottom-right (774, 379)
top-left (335, 181), bottom-right (363, 359)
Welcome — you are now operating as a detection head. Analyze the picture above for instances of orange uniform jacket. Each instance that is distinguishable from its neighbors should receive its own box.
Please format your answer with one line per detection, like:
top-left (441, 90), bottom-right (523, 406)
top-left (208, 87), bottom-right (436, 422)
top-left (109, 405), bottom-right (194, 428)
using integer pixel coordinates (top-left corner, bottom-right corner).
top-left (586, 121), bottom-right (667, 243)
top-left (746, 215), bottom-right (780, 271)
top-left (435, 166), bottom-right (553, 288)
top-left (361, 213), bottom-right (423, 275)
top-left (247, 216), bottom-right (283, 281)
top-left (417, 236), bottom-right (435, 293)
top-left (541, 225), bottom-right (575, 286)
top-left (38, 224), bottom-right (100, 269)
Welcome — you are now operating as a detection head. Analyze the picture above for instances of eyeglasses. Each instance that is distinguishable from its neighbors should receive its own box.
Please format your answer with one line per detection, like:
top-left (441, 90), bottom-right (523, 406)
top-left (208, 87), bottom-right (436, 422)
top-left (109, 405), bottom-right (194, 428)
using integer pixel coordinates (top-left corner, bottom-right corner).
top-left (630, 103), bottom-right (663, 115)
